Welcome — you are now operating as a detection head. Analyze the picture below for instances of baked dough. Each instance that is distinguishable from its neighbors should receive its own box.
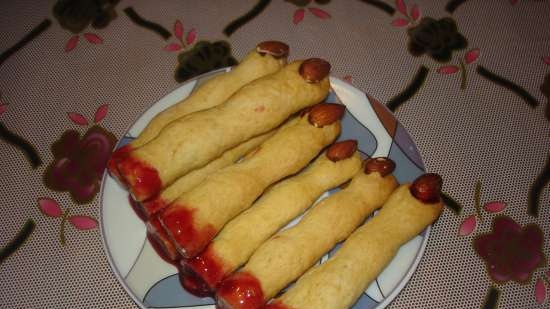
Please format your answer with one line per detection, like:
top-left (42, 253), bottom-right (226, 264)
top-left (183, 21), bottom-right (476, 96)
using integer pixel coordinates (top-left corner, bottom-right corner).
top-left (108, 41), bottom-right (288, 180)
top-left (181, 140), bottom-right (362, 294)
top-left (144, 130), bottom-right (277, 262)
top-left (159, 106), bottom-right (342, 258)
top-left (215, 158), bottom-right (398, 309)
top-left (266, 174), bottom-right (444, 309)
top-left (140, 129), bottom-right (276, 217)
top-left (117, 59), bottom-right (331, 201)
top-left (132, 43), bottom-right (288, 148)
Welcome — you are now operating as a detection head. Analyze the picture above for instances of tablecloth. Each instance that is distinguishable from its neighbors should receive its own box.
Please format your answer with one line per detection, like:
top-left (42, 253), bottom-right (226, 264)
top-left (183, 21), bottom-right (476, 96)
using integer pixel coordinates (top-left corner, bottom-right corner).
top-left (1, 0), bottom-right (549, 308)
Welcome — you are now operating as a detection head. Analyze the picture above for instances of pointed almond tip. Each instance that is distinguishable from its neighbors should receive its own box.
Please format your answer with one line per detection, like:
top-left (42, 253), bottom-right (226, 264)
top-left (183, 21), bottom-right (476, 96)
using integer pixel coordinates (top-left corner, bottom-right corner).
top-left (364, 157), bottom-right (395, 177)
top-left (410, 173), bottom-right (443, 204)
top-left (299, 58), bottom-right (331, 83)
top-left (256, 41), bottom-right (289, 59)
top-left (307, 103), bottom-right (345, 127)
top-left (326, 140), bottom-right (358, 162)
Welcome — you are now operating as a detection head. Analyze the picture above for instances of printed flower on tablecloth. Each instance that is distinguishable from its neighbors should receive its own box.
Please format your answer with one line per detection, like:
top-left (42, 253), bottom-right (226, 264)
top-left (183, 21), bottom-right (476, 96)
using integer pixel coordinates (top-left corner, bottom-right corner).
top-left (437, 48), bottom-right (480, 90)
top-left (44, 105), bottom-right (116, 204)
top-left (163, 20), bottom-right (196, 52)
top-left (474, 216), bottom-right (545, 284)
top-left (174, 41), bottom-right (238, 83)
top-left (391, 0), bottom-right (421, 27)
top-left (370, 0), bottom-right (541, 115)
top-left (286, 0), bottom-right (331, 24)
top-left (457, 180), bottom-right (548, 305)
top-left (38, 197), bottom-right (98, 246)
top-left (53, 0), bottom-right (118, 52)
top-left (53, 0), bottom-right (119, 33)
top-left (535, 274), bottom-right (549, 305)
top-left (407, 17), bottom-right (467, 63)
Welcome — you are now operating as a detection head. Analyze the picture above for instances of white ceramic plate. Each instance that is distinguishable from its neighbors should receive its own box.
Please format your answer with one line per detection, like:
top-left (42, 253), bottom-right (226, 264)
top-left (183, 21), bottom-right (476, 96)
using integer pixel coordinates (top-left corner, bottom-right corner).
top-left (100, 68), bottom-right (429, 309)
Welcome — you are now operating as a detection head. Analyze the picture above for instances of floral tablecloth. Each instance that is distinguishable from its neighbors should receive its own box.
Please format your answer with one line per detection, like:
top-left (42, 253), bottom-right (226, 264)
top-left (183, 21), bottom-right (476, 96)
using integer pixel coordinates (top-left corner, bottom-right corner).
top-left (1, 1), bottom-right (549, 308)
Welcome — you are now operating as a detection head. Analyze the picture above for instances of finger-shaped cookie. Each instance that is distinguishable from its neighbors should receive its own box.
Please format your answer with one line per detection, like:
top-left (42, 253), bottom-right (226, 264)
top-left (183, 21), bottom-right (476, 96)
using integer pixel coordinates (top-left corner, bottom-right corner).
top-left (216, 157), bottom-right (399, 309)
top-left (144, 130), bottom-right (277, 262)
top-left (107, 41), bottom-right (289, 180)
top-left (141, 129), bottom-right (276, 217)
top-left (180, 140), bottom-right (362, 296)
top-left (158, 104), bottom-right (343, 258)
top-left (265, 174), bottom-right (444, 309)
top-left (116, 58), bottom-right (331, 201)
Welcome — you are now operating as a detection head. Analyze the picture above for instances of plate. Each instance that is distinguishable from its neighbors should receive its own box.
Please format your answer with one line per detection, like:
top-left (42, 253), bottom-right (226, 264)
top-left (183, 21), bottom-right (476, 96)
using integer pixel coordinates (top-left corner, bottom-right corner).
top-left (100, 68), bottom-right (429, 309)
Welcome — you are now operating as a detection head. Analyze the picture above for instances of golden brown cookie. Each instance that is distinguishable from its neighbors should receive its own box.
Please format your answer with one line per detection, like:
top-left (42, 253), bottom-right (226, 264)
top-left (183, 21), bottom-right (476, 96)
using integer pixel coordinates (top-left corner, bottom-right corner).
top-left (140, 129), bottom-right (276, 217)
top-left (266, 173), bottom-right (444, 309)
top-left (216, 157), bottom-right (399, 309)
top-left (158, 104), bottom-right (343, 259)
top-left (107, 41), bottom-right (288, 182)
top-left (180, 140), bottom-right (362, 296)
top-left (116, 59), bottom-right (331, 201)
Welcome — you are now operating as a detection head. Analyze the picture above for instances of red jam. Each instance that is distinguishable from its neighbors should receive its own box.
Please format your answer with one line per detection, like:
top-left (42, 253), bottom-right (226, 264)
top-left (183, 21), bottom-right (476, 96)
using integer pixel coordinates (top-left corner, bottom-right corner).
top-left (142, 196), bottom-right (168, 218)
top-left (216, 272), bottom-right (264, 309)
top-left (107, 144), bottom-right (133, 183)
top-left (117, 154), bottom-right (162, 201)
top-left (184, 246), bottom-right (226, 292)
top-left (147, 215), bottom-right (179, 264)
top-left (263, 301), bottom-right (292, 309)
top-left (160, 205), bottom-right (217, 258)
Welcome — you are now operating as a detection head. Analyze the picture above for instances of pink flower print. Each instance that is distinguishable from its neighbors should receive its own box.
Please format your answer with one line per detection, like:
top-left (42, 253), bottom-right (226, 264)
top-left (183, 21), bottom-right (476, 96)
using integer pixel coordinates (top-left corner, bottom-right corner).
top-left (484, 201), bottom-right (506, 213)
top-left (465, 48), bottom-right (480, 64)
top-left (38, 198), bottom-right (63, 217)
top-left (535, 277), bottom-right (547, 305)
top-left (437, 48), bottom-right (480, 90)
top-left (68, 216), bottom-right (98, 230)
top-left (83, 33), bottom-right (103, 44)
top-left (458, 214), bottom-right (477, 236)
top-left (94, 104), bottom-right (109, 123)
top-left (164, 20), bottom-right (197, 52)
top-left (65, 35), bottom-right (79, 52)
top-left (308, 7), bottom-right (330, 19)
top-left (37, 197), bottom-right (98, 245)
top-left (67, 112), bottom-right (89, 126)
top-left (0, 93), bottom-right (6, 115)
top-left (64, 33), bottom-right (104, 53)
top-left (474, 216), bottom-right (545, 284)
top-left (293, 9), bottom-right (305, 24)
top-left (391, 0), bottom-right (421, 28)
top-left (44, 125), bottom-right (116, 203)
top-left (288, 0), bottom-right (331, 25)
